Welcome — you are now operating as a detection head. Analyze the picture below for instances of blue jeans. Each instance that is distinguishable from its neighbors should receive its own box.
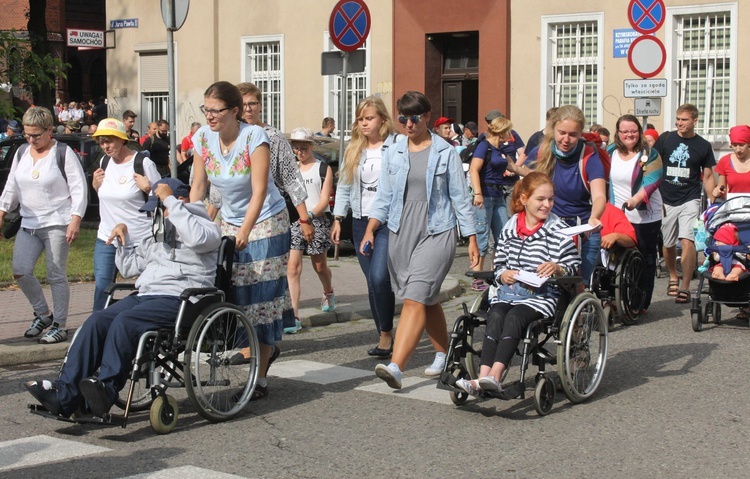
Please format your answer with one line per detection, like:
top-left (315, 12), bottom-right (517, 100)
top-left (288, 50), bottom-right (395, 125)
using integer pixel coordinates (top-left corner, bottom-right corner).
top-left (93, 238), bottom-right (118, 312)
top-left (580, 231), bottom-right (601, 286)
top-left (352, 217), bottom-right (395, 333)
top-left (476, 194), bottom-right (509, 257)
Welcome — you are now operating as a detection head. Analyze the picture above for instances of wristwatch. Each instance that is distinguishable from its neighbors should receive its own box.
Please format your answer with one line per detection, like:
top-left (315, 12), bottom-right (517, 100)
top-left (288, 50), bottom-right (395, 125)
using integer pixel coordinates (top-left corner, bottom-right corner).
top-left (308, 210), bottom-right (315, 220)
top-left (334, 216), bottom-right (343, 222)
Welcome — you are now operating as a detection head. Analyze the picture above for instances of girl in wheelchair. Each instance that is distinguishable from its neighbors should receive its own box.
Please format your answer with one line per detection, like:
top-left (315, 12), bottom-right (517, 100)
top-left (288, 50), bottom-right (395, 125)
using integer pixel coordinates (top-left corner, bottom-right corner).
top-left (456, 172), bottom-right (581, 397)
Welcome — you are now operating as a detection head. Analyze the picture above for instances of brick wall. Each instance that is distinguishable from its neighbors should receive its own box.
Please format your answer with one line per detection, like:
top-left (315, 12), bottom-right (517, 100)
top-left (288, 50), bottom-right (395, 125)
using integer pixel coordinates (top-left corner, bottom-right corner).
top-left (0, 0), bottom-right (66, 34)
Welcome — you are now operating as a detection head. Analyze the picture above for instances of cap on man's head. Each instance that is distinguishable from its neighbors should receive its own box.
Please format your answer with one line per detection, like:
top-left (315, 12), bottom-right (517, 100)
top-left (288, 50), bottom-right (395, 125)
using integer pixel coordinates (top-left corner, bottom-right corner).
top-left (139, 178), bottom-right (191, 212)
top-left (484, 110), bottom-right (504, 123)
top-left (433, 117), bottom-right (454, 129)
top-left (464, 122), bottom-right (478, 136)
top-left (7, 120), bottom-right (22, 133)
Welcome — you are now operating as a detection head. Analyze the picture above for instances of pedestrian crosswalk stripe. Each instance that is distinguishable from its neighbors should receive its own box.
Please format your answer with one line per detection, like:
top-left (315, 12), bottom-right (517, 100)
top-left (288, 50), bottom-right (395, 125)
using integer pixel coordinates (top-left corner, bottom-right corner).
top-left (355, 376), bottom-right (454, 405)
top-left (121, 465), bottom-right (248, 478)
top-left (271, 359), bottom-right (372, 385)
top-left (0, 434), bottom-right (111, 472)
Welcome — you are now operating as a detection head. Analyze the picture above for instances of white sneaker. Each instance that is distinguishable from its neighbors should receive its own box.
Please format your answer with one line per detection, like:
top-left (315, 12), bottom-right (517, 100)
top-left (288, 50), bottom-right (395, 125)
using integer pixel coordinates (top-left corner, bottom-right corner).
top-left (24, 312), bottom-right (53, 338)
top-left (38, 323), bottom-right (68, 344)
top-left (455, 378), bottom-right (482, 398)
top-left (478, 375), bottom-right (502, 392)
top-left (424, 352), bottom-right (446, 377)
top-left (375, 363), bottom-right (402, 390)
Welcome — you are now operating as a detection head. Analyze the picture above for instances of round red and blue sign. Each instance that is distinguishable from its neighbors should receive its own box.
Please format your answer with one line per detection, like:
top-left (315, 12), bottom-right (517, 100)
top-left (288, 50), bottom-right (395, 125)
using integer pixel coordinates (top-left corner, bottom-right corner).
top-left (627, 0), bottom-right (665, 35)
top-left (329, 0), bottom-right (371, 52)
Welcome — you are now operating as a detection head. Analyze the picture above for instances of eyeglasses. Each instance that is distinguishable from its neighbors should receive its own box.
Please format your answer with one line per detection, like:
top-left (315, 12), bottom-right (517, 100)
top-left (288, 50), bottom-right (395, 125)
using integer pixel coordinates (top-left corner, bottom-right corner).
top-left (200, 105), bottom-right (231, 117)
top-left (397, 114), bottom-right (424, 126)
top-left (243, 101), bottom-right (260, 110)
top-left (23, 131), bottom-right (47, 140)
top-left (618, 130), bottom-right (640, 136)
top-left (292, 146), bottom-right (309, 153)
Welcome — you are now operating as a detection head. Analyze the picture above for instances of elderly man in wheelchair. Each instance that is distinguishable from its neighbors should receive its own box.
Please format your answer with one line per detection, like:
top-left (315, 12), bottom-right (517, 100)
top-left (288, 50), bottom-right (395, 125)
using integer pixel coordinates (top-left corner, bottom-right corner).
top-left (25, 178), bottom-right (222, 420)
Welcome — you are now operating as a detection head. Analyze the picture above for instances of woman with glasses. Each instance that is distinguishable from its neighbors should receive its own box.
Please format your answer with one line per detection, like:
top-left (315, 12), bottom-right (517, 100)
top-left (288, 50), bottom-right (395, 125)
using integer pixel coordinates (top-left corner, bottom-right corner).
top-left (190, 81), bottom-right (289, 401)
top-left (362, 91), bottom-right (479, 389)
top-left (331, 95), bottom-right (399, 358)
top-left (606, 114), bottom-right (663, 314)
top-left (0, 106), bottom-right (87, 344)
top-left (90, 118), bottom-right (161, 311)
top-left (506, 105), bottom-right (606, 285)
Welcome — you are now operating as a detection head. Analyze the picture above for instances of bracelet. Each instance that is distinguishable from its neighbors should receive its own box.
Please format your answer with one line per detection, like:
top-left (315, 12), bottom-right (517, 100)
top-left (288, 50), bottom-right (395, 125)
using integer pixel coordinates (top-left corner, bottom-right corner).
top-left (299, 218), bottom-right (310, 225)
top-left (334, 216), bottom-right (343, 222)
top-left (308, 210), bottom-right (315, 219)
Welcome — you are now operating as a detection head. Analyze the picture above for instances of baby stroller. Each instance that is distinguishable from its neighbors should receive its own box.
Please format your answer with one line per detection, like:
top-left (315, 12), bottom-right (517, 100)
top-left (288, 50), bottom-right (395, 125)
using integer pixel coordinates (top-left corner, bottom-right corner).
top-left (691, 196), bottom-right (750, 332)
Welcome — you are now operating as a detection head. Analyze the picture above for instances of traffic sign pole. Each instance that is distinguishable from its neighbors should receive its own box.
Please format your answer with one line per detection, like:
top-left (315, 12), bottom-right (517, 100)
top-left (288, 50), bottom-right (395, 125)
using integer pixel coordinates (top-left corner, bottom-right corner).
top-left (338, 52), bottom-right (348, 167)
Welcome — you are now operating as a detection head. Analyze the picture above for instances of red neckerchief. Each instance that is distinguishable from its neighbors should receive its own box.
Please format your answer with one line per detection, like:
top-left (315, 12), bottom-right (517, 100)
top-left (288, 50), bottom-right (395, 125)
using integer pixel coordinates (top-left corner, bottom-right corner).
top-left (516, 211), bottom-right (544, 239)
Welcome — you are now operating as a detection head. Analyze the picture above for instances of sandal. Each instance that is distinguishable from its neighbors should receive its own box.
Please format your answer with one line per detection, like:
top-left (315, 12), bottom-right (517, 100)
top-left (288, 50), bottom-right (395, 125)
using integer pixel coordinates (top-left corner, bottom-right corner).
top-left (250, 384), bottom-right (268, 401)
top-left (675, 290), bottom-right (691, 304)
top-left (667, 280), bottom-right (679, 297)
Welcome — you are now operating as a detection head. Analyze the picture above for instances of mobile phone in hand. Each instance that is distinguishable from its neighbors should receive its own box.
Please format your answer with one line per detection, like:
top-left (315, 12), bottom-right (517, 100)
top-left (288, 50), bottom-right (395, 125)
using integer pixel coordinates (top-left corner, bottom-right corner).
top-left (363, 241), bottom-right (372, 255)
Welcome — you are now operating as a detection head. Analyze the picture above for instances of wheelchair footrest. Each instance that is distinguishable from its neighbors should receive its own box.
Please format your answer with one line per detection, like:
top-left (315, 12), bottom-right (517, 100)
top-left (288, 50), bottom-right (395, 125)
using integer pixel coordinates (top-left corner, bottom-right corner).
top-left (484, 381), bottom-right (524, 401)
top-left (28, 403), bottom-right (127, 427)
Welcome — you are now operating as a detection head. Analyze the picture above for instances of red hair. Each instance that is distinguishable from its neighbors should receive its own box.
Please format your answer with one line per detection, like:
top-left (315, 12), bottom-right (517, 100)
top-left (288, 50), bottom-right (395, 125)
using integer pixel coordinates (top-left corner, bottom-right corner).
top-left (509, 171), bottom-right (554, 214)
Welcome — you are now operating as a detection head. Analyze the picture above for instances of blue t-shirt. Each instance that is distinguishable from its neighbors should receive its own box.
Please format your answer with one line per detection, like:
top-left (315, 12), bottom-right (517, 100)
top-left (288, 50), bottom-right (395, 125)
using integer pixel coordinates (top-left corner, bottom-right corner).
top-left (473, 130), bottom-right (525, 195)
top-left (527, 140), bottom-right (605, 222)
top-left (192, 123), bottom-right (285, 226)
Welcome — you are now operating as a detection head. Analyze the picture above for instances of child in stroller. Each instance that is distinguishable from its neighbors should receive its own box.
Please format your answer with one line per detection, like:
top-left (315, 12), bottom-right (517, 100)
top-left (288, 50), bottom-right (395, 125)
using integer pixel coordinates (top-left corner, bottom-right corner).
top-left (709, 223), bottom-right (747, 281)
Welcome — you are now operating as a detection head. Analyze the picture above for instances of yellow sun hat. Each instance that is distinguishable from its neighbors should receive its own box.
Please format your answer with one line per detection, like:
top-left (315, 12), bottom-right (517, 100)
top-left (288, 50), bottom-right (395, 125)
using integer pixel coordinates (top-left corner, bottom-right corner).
top-left (92, 118), bottom-right (128, 141)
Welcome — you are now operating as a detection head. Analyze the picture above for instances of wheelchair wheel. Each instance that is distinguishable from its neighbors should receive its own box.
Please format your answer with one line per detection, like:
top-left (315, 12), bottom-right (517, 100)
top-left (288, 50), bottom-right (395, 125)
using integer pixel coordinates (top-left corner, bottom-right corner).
top-left (149, 394), bottom-right (178, 434)
top-left (184, 302), bottom-right (259, 423)
top-left (464, 289), bottom-right (489, 379)
top-left (616, 249), bottom-right (646, 326)
top-left (115, 375), bottom-right (153, 413)
top-left (449, 368), bottom-right (470, 406)
top-left (557, 292), bottom-right (607, 403)
top-left (533, 375), bottom-right (555, 416)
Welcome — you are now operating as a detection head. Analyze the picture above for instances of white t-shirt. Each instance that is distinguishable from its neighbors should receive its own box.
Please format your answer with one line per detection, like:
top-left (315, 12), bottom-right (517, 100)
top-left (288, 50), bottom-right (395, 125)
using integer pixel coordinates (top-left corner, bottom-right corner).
top-left (610, 150), bottom-right (662, 224)
top-left (96, 154), bottom-right (162, 244)
top-left (300, 159), bottom-right (330, 214)
top-left (360, 147), bottom-right (382, 217)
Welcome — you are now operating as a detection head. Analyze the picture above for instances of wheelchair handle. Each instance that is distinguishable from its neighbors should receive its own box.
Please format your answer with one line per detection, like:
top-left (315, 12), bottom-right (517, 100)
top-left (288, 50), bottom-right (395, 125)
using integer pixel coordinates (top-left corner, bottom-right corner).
top-left (179, 287), bottom-right (220, 300)
top-left (103, 283), bottom-right (137, 295)
top-left (465, 270), bottom-right (495, 280)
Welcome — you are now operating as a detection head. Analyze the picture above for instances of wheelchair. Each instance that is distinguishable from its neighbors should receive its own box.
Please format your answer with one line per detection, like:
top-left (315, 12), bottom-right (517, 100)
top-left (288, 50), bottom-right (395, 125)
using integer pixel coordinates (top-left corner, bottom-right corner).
top-left (29, 236), bottom-right (260, 434)
top-left (437, 270), bottom-right (608, 416)
top-left (590, 246), bottom-right (646, 326)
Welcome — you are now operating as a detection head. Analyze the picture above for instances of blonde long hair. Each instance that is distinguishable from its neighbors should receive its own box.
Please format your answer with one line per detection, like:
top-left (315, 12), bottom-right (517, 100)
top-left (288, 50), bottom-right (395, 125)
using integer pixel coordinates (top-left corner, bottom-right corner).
top-left (534, 105), bottom-right (586, 177)
top-left (341, 96), bottom-right (395, 184)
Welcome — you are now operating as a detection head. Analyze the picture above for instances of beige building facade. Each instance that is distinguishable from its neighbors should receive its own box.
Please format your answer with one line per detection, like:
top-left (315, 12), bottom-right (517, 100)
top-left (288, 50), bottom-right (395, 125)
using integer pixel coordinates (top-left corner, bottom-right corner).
top-left (509, 0), bottom-right (748, 152)
top-left (104, 0), bottom-right (393, 140)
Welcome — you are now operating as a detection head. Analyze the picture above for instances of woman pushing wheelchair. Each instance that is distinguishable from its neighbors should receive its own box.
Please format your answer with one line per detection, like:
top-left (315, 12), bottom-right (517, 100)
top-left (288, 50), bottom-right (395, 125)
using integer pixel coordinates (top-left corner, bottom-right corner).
top-left (456, 172), bottom-right (581, 397)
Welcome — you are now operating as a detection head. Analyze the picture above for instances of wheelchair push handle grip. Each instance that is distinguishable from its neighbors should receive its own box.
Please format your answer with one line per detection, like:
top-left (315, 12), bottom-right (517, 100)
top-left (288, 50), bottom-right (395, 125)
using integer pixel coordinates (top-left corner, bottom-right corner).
top-left (465, 270), bottom-right (495, 280)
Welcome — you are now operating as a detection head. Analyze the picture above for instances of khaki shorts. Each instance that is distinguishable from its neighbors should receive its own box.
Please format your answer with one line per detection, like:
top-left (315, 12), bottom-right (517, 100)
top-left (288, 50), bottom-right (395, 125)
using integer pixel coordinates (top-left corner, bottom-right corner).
top-left (661, 199), bottom-right (700, 247)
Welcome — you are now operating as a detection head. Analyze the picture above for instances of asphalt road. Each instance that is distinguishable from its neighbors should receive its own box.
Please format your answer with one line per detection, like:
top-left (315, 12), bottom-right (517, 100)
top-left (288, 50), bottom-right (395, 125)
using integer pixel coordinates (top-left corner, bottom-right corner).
top-left (0, 245), bottom-right (748, 478)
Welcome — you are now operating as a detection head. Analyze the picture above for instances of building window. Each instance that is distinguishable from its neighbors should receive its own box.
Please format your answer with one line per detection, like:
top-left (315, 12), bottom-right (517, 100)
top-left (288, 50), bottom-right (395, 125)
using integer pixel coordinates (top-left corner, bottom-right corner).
top-left (142, 92), bottom-right (168, 124)
top-left (323, 33), bottom-right (370, 140)
top-left (242, 35), bottom-right (284, 131)
top-left (670, 8), bottom-right (734, 138)
top-left (542, 14), bottom-right (602, 126)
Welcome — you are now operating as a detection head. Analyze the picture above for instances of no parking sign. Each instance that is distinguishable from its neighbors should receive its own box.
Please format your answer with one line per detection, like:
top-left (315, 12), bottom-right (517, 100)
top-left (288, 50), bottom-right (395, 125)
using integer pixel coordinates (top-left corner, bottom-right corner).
top-left (329, 0), bottom-right (371, 52)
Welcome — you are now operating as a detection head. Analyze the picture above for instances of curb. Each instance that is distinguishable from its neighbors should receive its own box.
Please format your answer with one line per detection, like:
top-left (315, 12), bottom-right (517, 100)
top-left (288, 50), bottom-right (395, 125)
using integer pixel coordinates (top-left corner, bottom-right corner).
top-left (0, 275), bottom-right (465, 367)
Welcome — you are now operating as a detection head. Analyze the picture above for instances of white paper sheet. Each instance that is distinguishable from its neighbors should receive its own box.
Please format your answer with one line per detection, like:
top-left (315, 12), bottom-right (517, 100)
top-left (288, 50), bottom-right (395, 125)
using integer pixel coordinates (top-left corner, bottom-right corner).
top-left (515, 270), bottom-right (548, 288)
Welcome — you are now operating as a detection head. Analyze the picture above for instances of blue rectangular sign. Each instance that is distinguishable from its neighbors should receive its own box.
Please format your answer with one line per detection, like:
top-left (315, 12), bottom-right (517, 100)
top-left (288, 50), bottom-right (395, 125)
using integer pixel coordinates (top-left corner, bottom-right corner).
top-left (613, 28), bottom-right (639, 58)
top-left (110, 18), bottom-right (138, 29)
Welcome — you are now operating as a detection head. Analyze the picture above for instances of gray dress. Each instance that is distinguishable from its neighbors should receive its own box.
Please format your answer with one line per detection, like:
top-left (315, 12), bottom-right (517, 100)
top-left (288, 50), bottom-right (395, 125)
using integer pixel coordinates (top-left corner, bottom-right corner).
top-left (388, 148), bottom-right (457, 305)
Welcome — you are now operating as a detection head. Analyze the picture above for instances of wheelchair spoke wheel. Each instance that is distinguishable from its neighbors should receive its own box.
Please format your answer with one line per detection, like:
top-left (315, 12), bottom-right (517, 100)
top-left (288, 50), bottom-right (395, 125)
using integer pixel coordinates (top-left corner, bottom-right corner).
top-left (557, 293), bottom-right (607, 403)
top-left (449, 368), bottom-right (470, 406)
top-left (616, 249), bottom-right (646, 326)
top-left (184, 302), bottom-right (259, 423)
top-left (149, 394), bottom-right (178, 434)
top-left (533, 375), bottom-right (555, 416)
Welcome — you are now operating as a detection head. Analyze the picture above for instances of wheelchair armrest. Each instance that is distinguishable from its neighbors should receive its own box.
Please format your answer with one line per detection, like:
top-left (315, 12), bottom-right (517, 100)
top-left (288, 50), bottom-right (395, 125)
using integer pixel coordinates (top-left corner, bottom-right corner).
top-left (180, 287), bottom-right (221, 300)
top-left (465, 270), bottom-right (495, 280)
top-left (547, 276), bottom-right (583, 286)
top-left (103, 283), bottom-right (137, 295)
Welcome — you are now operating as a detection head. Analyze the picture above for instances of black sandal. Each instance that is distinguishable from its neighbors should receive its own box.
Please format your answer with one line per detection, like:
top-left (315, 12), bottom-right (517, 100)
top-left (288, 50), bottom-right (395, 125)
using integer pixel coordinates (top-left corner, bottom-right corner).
top-left (675, 290), bottom-right (691, 304)
top-left (667, 280), bottom-right (679, 297)
top-left (250, 384), bottom-right (268, 401)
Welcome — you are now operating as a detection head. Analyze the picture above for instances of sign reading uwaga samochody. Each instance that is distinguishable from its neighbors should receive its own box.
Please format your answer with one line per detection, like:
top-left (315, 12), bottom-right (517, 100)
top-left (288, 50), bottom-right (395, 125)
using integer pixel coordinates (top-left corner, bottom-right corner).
top-left (67, 29), bottom-right (105, 48)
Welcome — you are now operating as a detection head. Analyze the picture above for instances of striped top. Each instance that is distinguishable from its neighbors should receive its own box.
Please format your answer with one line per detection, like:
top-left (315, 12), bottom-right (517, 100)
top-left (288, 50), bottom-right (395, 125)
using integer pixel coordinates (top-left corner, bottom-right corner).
top-left (491, 213), bottom-right (581, 316)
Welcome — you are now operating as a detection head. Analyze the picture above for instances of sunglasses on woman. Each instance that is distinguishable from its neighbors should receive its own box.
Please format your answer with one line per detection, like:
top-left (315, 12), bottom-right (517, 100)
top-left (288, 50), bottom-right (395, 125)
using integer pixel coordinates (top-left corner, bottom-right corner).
top-left (397, 114), bottom-right (425, 126)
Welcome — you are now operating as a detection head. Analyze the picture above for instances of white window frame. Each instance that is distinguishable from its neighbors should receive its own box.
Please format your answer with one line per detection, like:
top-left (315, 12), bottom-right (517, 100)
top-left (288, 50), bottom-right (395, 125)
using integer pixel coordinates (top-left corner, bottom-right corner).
top-left (322, 32), bottom-right (371, 140)
top-left (539, 13), bottom-right (603, 128)
top-left (241, 34), bottom-right (285, 132)
top-left (664, 3), bottom-right (737, 141)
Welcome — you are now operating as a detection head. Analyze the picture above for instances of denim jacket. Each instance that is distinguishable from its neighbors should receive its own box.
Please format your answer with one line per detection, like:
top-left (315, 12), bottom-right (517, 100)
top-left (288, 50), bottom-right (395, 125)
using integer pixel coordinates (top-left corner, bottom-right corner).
top-left (333, 133), bottom-right (400, 219)
top-left (369, 132), bottom-right (477, 236)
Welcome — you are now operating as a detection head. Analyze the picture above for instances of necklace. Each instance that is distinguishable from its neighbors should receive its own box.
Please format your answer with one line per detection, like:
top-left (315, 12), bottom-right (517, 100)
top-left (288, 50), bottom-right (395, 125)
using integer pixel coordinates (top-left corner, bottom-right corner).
top-left (219, 124), bottom-right (239, 155)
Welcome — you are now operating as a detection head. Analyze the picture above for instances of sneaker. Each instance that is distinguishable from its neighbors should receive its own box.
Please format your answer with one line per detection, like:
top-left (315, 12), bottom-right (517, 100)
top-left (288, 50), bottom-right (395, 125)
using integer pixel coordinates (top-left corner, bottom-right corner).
top-left (478, 375), bottom-right (502, 392)
top-left (24, 312), bottom-right (53, 338)
top-left (321, 292), bottom-right (336, 312)
top-left (375, 363), bottom-right (402, 390)
top-left (283, 318), bottom-right (302, 334)
top-left (471, 279), bottom-right (488, 292)
top-left (455, 378), bottom-right (482, 398)
top-left (38, 323), bottom-right (68, 344)
top-left (424, 352), bottom-right (446, 377)
top-left (25, 379), bottom-right (63, 416)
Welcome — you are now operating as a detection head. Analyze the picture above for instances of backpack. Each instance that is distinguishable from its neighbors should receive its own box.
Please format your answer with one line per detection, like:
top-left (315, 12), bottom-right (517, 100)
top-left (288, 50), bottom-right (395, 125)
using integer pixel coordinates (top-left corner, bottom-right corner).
top-left (100, 151), bottom-right (149, 201)
top-left (578, 134), bottom-right (611, 192)
top-left (16, 142), bottom-right (70, 182)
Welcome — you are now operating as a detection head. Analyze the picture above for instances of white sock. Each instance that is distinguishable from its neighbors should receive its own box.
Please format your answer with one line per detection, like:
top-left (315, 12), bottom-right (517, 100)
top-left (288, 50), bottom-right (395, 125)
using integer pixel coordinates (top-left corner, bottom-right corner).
top-left (42, 380), bottom-right (54, 390)
top-left (435, 352), bottom-right (446, 360)
top-left (257, 378), bottom-right (267, 388)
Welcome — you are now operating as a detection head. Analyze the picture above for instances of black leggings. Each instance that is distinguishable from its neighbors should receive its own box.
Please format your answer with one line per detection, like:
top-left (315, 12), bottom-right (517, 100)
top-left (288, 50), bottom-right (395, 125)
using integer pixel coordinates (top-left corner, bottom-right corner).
top-left (633, 220), bottom-right (661, 310)
top-left (480, 303), bottom-right (543, 369)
